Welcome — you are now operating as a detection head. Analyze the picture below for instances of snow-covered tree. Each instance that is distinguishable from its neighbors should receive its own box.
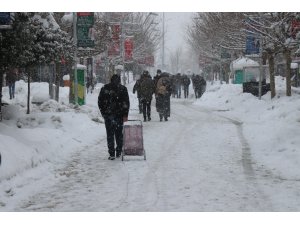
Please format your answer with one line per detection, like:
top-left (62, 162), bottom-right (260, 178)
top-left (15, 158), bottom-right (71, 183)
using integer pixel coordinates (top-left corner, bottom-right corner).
top-left (244, 12), bottom-right (300, 97)
top-left (0, 12), bottom-right (74, 113)
top-left (186, 13), bottom-right (246, 81)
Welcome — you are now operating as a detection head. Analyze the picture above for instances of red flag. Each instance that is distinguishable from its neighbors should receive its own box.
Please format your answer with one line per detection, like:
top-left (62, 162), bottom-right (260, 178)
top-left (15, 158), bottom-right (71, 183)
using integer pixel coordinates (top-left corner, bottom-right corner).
top-left (124, 38), bottom-right (134, 61)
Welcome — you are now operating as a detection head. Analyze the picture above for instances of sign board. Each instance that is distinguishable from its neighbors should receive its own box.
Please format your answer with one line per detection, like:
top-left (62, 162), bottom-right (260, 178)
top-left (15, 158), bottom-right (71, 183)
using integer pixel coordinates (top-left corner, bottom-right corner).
top-left (77, 12), bottom-right (95, 48)
top-left (0, 12), bottom-right (12, 29)
top-left (245, 32), bottom-right (260, 55)
top-left (145, 55), bottom-right (154, 67)
top-left (244, 18), bottom-right (261, 55)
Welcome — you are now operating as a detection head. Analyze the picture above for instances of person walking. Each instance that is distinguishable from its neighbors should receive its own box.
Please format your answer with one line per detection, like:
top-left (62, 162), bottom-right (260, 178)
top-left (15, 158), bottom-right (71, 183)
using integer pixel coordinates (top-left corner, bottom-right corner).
top-left (139, 70), bottom-right (155, 122)
top-left (155, 72), bottom-right (172, 121)
top-left (133, 75), bottom-right (142, 114)
top-left (193, 75), bottom-right (206, 98)
top-left (153, 69), bottom-right (162, 88)
top-left (98, 74), bottom-right (130, 160)
top-left (182, 74), bottom-right (191, 98)
top-left (174, 73), bottom-right (182, 98)
top-left (6, 68), bottom-right (18, 99)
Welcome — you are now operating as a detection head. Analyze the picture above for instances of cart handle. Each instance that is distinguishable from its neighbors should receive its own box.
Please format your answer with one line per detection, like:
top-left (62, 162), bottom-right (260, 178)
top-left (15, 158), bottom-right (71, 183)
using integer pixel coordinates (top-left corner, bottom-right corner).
top-left (124, 119), bottom-right (143, 125)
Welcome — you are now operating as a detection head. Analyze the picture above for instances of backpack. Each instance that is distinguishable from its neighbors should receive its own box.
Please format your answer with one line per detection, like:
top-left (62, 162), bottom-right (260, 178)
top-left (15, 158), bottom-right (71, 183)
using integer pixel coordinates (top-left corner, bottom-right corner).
top-left (156, 77), bottom-right (169, 95)
top-left (157, 85), bottom-right (167, 95)
top-left (140, 77), bottom-right (154, 99)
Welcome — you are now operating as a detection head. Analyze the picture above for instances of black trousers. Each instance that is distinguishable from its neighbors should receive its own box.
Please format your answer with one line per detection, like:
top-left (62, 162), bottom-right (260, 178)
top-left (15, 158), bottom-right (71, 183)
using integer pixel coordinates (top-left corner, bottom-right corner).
top-left (104, 116), bottom-right (124, 156)
top-left (138, 98), bottom-right (142, 113)
top-left (141, 98), bottom-right (151, 120)
top-left (183, 85), bottom-right (189, 98)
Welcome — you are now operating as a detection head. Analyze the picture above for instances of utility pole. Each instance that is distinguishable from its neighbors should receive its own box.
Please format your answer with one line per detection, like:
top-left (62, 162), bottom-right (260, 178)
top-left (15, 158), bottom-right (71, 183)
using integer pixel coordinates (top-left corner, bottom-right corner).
top-left (162, 12), bottom-right (165, 71)
top-left (73, 12), bottom-right (78, 104)
top-left (258, 34), bottom-right (263, 100)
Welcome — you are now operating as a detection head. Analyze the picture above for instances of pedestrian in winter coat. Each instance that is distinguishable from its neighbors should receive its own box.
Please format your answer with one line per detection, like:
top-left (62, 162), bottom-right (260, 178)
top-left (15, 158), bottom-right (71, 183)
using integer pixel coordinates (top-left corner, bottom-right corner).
top-left (133, 76), bottom-right (142, 114)
top-left (98, 74), bottom-right (130, 160)
top-left (6, 68), bottom-right (18, 99)
top-left (174, 73), bottom-right (182, 98)
top-left (182, 75), bottom-right (191, 98)
top-left (153, 69), bottom-right (162, 88)
top-left (170, 75), bottom-right (177, 98)
top-left (193, 75), bottom-right (206, 98)
top-left (155, 72), bottom-right (172, 121)
top-left (139, 71), bottom-right (155, 122)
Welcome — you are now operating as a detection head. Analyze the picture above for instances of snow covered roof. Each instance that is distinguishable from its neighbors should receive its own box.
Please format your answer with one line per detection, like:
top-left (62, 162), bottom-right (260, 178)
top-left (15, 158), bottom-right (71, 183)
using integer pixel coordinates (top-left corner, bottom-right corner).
top-left (291, 62), bottom-right (298, 69)
top-left (230, 57), bottom-right (259, 71)
top-left (77, 64), bottom-right (87, 69)
top-left (115, 65), bottom-right (124, 70)
top-left (72, 64), bottom-right (87, 70)
top-left (63, 75), bottom-right (70, 80)
top-left (61, 13), bottom-right (73, 26)
top-left (33, 13), bottom-right (60, 30)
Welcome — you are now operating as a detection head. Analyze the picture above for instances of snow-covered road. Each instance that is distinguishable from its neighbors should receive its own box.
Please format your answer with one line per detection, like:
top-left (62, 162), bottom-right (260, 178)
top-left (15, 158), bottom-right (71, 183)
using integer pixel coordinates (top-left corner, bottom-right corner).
top-left (6, 96), bottom-right (299, 212)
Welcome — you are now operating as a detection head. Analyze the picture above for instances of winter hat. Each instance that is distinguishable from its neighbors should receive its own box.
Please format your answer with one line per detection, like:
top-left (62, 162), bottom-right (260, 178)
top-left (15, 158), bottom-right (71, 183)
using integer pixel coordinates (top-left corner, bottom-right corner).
top-left (111, 74), bottom-right (121, 85)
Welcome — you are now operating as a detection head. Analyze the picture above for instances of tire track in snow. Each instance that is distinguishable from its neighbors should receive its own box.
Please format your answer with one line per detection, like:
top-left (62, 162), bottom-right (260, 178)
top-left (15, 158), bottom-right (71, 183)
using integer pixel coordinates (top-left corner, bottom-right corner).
top-left (187, 103), bottom-right (274, 211)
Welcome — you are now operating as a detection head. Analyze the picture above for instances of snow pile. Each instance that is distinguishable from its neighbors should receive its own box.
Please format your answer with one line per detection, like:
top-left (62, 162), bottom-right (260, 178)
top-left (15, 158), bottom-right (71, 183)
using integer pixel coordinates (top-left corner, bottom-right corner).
top-left (195, 76), bottom-right (300, 180)
top-left (0, 80), bottom-right (104, 182)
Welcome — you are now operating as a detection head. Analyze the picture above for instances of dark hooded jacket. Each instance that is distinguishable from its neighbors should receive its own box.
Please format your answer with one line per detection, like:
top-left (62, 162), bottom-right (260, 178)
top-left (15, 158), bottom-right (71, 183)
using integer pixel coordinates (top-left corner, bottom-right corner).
top-left (98, 75), bottom-right (130, 118)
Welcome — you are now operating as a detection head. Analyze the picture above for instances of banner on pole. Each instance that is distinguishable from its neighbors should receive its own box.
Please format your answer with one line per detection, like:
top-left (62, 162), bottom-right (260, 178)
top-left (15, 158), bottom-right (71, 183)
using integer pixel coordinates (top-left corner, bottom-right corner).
top-left (0, 12), bottom-right (12, 29)
top-left (77, 12), bottom-right (95, 48)
top-left (108, 24), bottom-right (121, 57)
top-left (145, 55), bottom-right (154, 67)
top-left (245, 32), bottom-right (260, 55)
top-left (124, 37), bottom-right (133, 62)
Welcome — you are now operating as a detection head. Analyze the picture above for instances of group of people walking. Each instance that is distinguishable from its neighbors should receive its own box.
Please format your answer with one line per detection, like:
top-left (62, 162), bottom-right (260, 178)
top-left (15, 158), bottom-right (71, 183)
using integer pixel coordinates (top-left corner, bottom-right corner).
top-left (134, 69), bottom-right (172, 122)
top-left (97, 70), bottom-right (206, 160)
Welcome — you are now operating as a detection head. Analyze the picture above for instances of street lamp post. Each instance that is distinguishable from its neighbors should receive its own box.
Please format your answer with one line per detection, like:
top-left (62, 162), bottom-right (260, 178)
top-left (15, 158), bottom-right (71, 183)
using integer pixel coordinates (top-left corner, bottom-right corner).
top-left (162, 12), bottom-right (165, 71)
top-left (73, 12), bottom-right (78, 104)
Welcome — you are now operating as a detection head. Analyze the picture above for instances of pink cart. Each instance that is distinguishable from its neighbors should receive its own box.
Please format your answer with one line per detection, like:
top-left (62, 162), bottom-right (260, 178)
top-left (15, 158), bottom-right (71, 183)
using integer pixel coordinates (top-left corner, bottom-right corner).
top-left (122, 120), bottom-right (146, 161)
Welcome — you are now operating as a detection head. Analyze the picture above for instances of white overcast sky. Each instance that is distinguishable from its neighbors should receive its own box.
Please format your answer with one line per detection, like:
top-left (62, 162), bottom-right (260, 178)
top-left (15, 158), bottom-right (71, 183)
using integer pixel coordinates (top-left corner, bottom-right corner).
top-left (163, 12), bottom-right (193, 52)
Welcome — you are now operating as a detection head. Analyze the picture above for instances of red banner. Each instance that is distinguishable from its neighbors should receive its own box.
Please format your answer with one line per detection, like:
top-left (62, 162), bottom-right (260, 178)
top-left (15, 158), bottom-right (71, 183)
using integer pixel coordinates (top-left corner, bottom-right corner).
top-left (112, 24), bottom-right (120, 41)
top-left (124, 38), bottom-right (134, 61)
top-left (292, 19), bottom-right (300, 39)
top-left (108, 42), bottom-right (120, 57)
top-left (145, 55), bottom-right (154, 67)
top-left (77, 12), bottom-right (93, 16)
top-left (108, 24), bottom-right (121, 57)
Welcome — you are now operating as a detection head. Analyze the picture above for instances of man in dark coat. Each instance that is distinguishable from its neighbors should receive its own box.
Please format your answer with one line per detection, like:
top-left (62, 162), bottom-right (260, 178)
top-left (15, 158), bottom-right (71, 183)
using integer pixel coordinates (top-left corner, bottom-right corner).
top-left (153, 69), bottom-right (162, 87)
top-left (182, 74), bottom-right (191, 98)
top-left (174, 73), bottom-right (182, 98)
top-left (6, 68), bottom-right (18, 99)
top-left (139, 70), bottom-right (155, 122)
top-left (193, 75), bottom-right (206, 98)
top-left (133, 75), bottom-right (142, 114)
top-left (98, 74), bottom-right (130, 160)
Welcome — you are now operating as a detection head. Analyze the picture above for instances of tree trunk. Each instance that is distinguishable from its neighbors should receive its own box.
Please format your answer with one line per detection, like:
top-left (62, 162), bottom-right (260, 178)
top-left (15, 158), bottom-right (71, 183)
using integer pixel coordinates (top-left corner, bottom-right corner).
top-left (268, 53), bottom-right (276, 98)
top-left (27, 67), bottom-right (31, 114)
top-left (49, 63), bottom-right (54, 99)
top-left (68, 61), bottom-right (74, 104)
top-left (0, 68), bottom-right (3, 121)
top-left (55, 62), bottom-right (60, 102)
top-left (284, 49), bottom-right (292, 96)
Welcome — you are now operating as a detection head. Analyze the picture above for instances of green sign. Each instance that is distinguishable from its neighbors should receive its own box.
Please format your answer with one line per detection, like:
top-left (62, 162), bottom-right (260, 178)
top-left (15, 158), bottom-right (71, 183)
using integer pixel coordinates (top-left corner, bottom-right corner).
top-left (71, 67), bottom-right (86, 105)
top-left (77, 12), bottom-right (95, 48)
